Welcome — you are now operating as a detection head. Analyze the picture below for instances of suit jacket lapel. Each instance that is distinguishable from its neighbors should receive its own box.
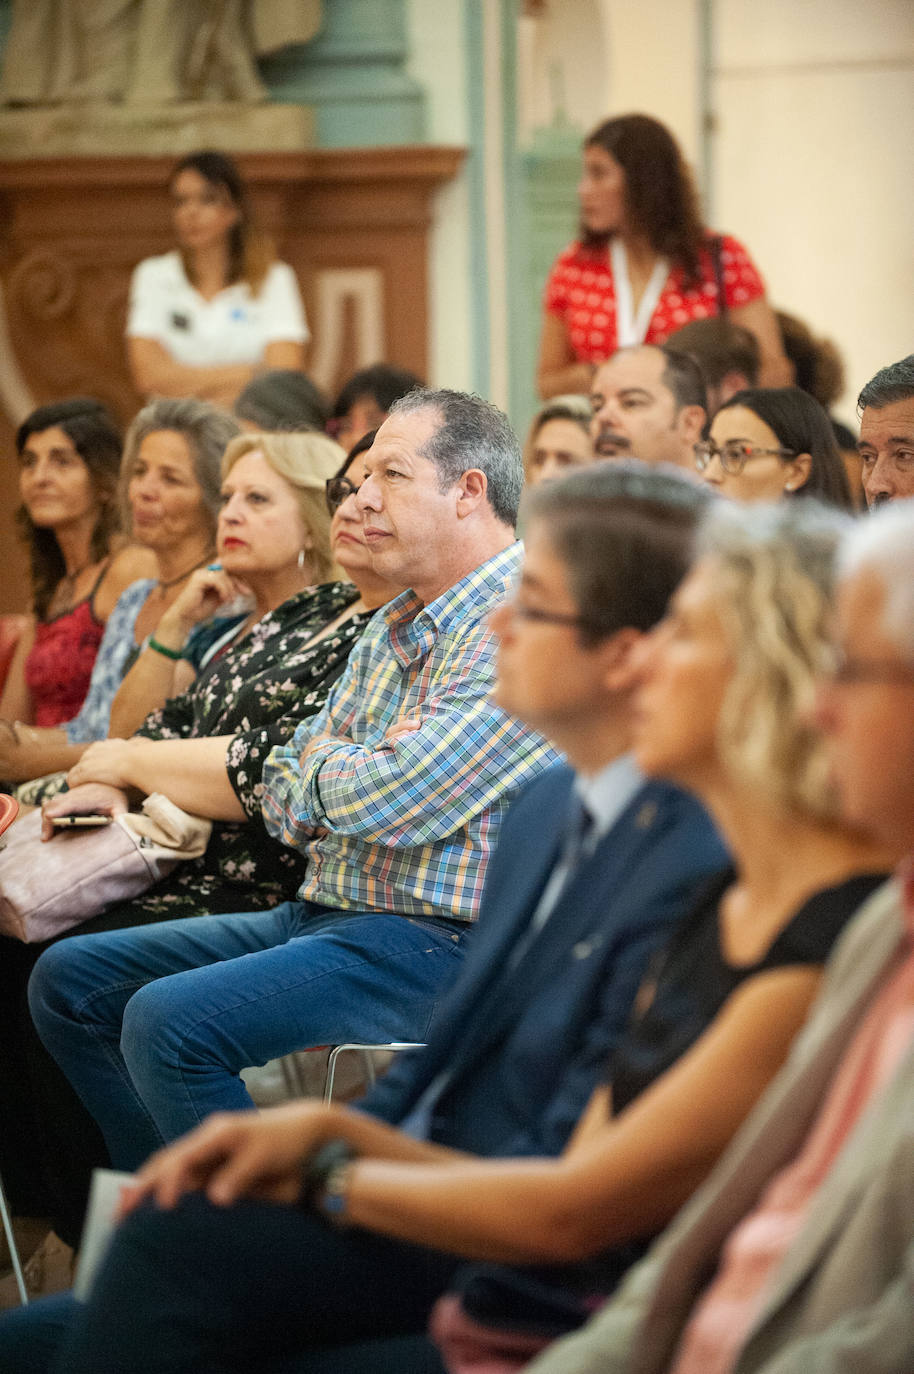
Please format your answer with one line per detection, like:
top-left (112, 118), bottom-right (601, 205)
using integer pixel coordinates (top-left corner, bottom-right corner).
top-left (744, 1052), bottom-right (914, 1355)
top-left (430, 784), bottom-right (570, 1085)
top-left (512, 783), bottom-right (672, 1008)
top-left (453, 783), bottom-right (672, 1077)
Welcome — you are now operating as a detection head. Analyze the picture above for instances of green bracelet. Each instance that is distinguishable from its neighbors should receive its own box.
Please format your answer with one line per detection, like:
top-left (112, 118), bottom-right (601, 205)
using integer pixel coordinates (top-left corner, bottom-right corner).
top-left (147, 635), bottom-right (183, 661)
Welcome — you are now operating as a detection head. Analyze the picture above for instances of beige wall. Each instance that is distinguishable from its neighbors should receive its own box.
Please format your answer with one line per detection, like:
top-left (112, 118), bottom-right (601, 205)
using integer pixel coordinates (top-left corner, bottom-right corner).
top-left (713, 0), bottom-right (914, 418)
top-left (598, 0), bottom-right (703, 163)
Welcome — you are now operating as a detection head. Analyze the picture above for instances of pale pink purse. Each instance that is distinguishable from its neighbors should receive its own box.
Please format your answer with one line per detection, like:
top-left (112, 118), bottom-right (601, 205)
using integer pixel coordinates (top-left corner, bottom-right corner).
top-left (0, 795), bottom-right (211, 942)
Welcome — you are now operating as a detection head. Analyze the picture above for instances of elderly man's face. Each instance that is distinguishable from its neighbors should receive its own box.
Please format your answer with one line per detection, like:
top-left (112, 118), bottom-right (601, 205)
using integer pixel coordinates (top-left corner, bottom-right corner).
top-left (589, 348), bottom-right (703, 469)
top-left (816, 566), bottom-right (914, 850)
top-left (858, 398), bottom-right (914, 507)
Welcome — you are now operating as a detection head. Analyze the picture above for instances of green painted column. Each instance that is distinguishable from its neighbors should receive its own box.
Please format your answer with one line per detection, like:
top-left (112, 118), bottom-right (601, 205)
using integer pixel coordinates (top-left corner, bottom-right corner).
top-left (261, 0), bottom-right (426, 147)
top-left (513, 118), bottom-right (581, 426)
top-left (463, 0), bottom-right (582, 429)
top-left (523, 119), bottom-right (582, 320)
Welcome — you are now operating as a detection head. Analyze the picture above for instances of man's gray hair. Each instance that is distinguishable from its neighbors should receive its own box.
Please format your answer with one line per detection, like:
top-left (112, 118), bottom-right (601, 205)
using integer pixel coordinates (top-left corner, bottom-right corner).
top-left (388, 388), bottom-right (523, 526)
top-left (839, 498), bottom-right (914, 663)
top-left (856, 354), bottom-right (914, 415)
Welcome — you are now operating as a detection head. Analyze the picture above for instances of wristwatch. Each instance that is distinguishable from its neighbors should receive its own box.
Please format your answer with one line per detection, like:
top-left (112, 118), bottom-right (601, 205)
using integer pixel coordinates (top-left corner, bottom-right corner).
top-left (316, 1155), bottom-right (357, 1226)
top-left (298, 1138), bottom-right (356, 1222)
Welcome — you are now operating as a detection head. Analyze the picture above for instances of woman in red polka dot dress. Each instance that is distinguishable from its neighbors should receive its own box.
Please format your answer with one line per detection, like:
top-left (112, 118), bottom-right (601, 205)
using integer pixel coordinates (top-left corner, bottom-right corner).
top-left (538, 113), bottom-right (791, 399)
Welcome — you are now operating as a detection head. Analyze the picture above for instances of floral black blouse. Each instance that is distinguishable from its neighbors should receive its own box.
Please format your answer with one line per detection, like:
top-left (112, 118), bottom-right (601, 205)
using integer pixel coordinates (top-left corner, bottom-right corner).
top-left (122, 581), bottom-right (375, 922)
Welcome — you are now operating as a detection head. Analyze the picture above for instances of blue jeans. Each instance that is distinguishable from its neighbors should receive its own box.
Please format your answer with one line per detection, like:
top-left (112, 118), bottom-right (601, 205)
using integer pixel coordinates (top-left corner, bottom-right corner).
top-left (28, 901), bottom-right (467, 1169)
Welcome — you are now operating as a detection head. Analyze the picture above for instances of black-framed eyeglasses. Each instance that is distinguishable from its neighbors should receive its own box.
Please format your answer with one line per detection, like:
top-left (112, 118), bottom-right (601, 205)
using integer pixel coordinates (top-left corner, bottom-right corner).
top-left (507, 601), bottom-right (607, 636)
top-left (825, 648), bottom-right (914, 688)
top-left (693, 438), bottom-right (796, 476)
top-left (325, 476), bottom-right (360, 514)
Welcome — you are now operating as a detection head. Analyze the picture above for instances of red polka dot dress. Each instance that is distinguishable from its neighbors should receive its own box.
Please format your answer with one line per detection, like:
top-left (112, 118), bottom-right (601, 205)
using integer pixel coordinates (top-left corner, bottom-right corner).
top-left (543, 233), bottom-right (765, 363)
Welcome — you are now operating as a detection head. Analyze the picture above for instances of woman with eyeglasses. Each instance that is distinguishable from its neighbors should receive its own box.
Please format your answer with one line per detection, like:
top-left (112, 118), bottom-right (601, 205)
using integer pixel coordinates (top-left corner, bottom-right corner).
top-left (693, 387), bottom-right (854, 510)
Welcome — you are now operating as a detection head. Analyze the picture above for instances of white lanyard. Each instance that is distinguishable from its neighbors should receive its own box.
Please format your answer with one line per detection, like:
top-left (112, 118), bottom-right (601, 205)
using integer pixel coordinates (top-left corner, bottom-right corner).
top-left (611, 238), bottom-right (670, 347)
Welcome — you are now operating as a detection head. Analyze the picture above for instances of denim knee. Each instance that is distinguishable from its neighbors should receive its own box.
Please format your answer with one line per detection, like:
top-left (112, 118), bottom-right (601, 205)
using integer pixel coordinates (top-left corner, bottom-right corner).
top-left (120, 979), bottom-right (182, 1080)
top-left (120, 975), bottom-right (227, 1088)
top-left (27, 937), bottom-right (92, 1037)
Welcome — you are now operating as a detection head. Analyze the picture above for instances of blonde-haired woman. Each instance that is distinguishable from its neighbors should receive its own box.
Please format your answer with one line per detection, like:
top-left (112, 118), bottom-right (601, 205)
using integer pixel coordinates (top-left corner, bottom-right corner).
top-left (109, 428), bottom-right (345, 737)
top-left (40, 425), bottom-right (395, 927)
top-left (44, 500), bottom-right (891, 1374)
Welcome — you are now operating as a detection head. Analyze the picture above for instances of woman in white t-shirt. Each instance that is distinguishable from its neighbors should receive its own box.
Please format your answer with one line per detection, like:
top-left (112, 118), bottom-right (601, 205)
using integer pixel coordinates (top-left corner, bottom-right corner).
top-left (127, 150), bottom-right (309, 409)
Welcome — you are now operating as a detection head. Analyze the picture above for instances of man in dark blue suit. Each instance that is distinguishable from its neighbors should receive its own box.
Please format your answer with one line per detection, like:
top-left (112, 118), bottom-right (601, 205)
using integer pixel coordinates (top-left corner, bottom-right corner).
top-left (0, 463), bottom-right (727, 1373)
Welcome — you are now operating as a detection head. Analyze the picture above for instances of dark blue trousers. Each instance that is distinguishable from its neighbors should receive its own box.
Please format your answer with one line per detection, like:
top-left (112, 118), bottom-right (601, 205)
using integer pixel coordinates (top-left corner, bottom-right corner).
top-left (0, 1194), bottom-right (456, 1373)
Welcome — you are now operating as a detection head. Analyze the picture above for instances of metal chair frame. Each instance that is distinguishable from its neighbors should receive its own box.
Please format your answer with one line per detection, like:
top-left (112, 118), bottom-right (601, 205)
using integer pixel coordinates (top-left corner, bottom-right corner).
top-left (0, 1175), bottom-right (28, 1304)
top-left (276, 1042), bottom-right (424, 1104)
top-left (323, 1043), bottom-right (424, 1103)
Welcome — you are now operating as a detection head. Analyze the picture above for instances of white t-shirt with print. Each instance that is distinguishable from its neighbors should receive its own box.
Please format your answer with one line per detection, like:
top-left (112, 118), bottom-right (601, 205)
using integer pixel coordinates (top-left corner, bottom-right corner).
top-left (126, 251), bottom-right (309, 367)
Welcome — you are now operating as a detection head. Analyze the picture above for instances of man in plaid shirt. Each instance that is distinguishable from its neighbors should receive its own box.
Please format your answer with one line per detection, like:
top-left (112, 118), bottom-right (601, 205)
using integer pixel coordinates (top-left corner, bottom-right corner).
top-left (32, 389), bottom-right (558, 1162)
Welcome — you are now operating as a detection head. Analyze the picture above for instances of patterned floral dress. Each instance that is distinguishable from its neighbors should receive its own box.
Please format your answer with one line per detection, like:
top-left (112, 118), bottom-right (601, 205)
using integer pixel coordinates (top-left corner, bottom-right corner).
top-left (114, 580), bottom-right (375, 924)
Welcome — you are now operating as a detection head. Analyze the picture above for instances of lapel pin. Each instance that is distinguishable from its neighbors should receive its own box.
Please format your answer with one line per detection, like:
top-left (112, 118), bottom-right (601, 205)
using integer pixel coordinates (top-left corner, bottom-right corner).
top-left (572, 933), bottom-right (604, 960)
top-left (635, 801), bottom-right (657, 829)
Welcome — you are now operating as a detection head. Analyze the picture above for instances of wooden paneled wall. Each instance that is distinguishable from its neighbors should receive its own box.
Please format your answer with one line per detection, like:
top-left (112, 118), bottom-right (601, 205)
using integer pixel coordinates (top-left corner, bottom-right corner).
top-left (0, 145), bottom-right (464, 611)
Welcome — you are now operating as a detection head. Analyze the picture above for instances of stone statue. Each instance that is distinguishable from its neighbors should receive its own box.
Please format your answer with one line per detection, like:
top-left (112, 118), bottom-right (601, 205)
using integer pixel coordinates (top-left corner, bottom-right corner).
top-left (0, 0), bottom-right (321, 106)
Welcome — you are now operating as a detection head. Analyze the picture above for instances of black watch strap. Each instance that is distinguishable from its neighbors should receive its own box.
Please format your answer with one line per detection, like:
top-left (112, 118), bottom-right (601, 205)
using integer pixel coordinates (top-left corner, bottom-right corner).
top-left (298, 1139), bottom-right (356, 1211)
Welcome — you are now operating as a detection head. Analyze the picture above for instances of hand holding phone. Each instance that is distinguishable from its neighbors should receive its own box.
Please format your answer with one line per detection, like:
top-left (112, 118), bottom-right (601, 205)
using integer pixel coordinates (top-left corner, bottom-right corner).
top-left (50, 814), bottom-right (113, 829)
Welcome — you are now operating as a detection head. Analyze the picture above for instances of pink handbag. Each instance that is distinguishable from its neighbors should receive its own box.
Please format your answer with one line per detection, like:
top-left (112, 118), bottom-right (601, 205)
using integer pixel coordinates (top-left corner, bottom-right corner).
top-left (0, 796), bottom-right (211, 942)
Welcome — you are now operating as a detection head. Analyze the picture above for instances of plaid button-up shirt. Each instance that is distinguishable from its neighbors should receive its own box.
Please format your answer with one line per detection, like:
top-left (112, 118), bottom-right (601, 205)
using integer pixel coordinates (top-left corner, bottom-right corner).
top-left (261, 543), bottom-right (557, 922)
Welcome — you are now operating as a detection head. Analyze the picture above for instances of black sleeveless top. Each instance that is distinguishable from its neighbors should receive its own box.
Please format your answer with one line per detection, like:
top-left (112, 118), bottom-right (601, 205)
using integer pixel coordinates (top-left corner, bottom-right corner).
top-left (608, 868), bottom-right (888, 1116)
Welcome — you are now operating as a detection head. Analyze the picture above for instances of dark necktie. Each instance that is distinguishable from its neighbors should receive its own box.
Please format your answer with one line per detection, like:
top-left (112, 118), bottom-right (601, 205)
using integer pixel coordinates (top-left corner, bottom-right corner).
top-left (563, 798), bottom-right (596, 873)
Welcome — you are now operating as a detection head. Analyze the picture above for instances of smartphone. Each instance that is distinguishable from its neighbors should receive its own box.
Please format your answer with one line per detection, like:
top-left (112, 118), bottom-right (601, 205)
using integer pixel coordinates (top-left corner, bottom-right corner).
top-left (50, 814), bottom-right (113, 829)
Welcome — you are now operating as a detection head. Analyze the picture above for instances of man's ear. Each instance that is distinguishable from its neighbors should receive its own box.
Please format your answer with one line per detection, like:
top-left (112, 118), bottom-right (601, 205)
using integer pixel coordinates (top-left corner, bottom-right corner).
top-left (677, 405), bottom-right (707, 449)
top-left (455, 468), bottom-right (489, 516)
top-left (719, 370), bottom-right (751, 405)
top-left (598, 627), bottom-right (644, 692)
